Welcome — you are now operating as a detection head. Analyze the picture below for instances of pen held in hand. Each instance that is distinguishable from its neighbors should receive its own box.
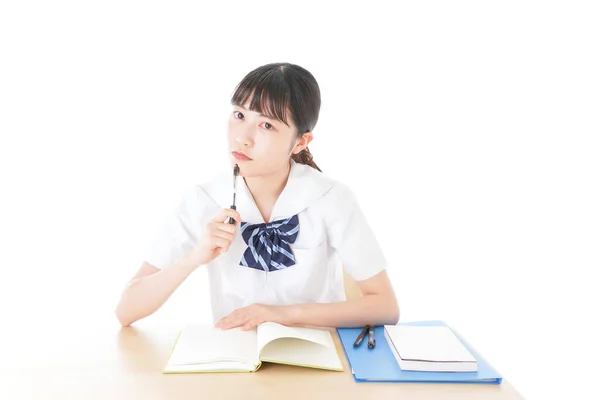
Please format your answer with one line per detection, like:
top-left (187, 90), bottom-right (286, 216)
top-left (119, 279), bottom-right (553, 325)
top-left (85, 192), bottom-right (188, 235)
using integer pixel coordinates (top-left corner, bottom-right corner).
top-left (228, 164), bottom-right (239, 224)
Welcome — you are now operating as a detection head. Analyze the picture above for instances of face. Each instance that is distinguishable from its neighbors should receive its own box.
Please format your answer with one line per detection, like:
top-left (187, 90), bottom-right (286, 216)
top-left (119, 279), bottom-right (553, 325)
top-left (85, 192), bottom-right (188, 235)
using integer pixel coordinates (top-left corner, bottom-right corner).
top-left (227, 101), bottom-right (311, 177)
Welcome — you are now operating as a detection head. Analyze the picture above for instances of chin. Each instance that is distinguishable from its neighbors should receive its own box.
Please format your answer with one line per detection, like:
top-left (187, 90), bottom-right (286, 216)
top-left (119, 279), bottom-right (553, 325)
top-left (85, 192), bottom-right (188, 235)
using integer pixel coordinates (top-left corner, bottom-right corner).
top-left (230, 158), bottom-right (286, 178)
top-left (237, 168), bottom-right (260, 178)
top-left (231, 161), bottom-right (257, 177)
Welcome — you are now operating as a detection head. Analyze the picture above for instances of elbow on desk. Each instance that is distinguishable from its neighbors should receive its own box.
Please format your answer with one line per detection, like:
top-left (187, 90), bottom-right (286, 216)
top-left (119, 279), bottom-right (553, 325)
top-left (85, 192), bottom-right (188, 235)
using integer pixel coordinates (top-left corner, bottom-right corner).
top-left (388, 303), bottom-right (400, 325)
top-left (114, 280), bottom-right (145, 327)
top-left (115, 306), bottom-right (133, 327)
top-left (382, 296), bottom-right (400, 326)
top-left (114, 298), bottom-right (140, 327)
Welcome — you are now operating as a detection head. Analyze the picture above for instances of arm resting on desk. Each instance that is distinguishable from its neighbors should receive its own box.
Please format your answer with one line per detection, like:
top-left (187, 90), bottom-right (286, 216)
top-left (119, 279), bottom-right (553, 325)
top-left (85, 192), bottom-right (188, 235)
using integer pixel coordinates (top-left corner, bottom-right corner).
top-left (114, 256), bottom-right (199, 327)
top-left (215, 269), bottom-right (399, 330)
top-left (289, 269), bottom-right (399, 328)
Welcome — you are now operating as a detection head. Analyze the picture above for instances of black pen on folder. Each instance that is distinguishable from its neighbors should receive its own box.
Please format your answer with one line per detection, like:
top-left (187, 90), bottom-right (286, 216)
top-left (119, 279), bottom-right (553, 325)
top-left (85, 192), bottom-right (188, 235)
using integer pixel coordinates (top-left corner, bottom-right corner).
top-left (353, 325), bottom-right (369, 347)
top-left (367, 325), bottom-right (376, 349)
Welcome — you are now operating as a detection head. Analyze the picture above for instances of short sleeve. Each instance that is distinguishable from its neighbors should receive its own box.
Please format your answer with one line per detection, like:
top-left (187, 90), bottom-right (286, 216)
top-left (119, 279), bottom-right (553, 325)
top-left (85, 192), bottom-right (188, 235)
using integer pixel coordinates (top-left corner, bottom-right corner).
top-left (143, 185), bottom-right (214, 270)
top-left (325, 183), bottom-right (388, 281)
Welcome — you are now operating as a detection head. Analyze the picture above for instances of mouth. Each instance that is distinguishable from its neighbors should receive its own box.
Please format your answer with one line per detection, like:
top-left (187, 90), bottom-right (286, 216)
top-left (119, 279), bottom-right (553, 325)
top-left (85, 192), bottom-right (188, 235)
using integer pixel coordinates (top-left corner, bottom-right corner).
top-left (232, 151), bottom-right (253, 161)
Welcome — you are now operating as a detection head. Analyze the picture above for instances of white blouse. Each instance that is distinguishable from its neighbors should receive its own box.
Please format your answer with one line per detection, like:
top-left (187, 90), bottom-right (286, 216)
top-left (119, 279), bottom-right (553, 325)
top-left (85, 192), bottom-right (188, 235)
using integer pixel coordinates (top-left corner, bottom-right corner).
top-left (144, 160), bottom-right (388, 322)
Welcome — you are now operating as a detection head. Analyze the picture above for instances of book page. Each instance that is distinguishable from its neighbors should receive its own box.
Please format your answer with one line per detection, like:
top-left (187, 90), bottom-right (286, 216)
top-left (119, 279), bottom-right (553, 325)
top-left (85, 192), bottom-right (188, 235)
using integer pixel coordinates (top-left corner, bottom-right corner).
top-left (256, 322), bottom-right (332, 355)
top-left (167, 324), bottom-right (259, 367)
top-left (256, 322), bottom-right (342, 371)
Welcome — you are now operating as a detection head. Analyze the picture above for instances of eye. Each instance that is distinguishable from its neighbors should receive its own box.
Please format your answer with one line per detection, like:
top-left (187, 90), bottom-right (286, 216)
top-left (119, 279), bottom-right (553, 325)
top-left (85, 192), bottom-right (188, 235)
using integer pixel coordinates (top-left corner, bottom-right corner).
top-left (263, 122), bottom-right (274, 131)
top-left (233, 111), bottom-right (244, 119)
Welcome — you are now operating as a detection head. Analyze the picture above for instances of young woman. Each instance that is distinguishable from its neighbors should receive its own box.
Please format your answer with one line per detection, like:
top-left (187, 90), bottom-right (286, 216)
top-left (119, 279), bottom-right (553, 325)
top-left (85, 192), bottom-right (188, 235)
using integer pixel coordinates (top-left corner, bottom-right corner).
top-left (115, 62), bottom-right (399, 330)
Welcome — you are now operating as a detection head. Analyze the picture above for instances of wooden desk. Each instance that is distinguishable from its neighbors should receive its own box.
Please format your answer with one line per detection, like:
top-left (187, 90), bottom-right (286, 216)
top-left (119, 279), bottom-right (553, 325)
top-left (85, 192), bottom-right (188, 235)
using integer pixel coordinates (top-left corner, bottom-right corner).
top-left (0, 322), bottom-right (524, 400)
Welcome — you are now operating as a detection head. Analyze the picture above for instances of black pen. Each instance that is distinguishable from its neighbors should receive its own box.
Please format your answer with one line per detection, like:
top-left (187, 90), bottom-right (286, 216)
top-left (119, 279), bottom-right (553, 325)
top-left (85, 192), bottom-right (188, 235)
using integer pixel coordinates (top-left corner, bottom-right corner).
top-left (367, 325), bottom-right (376, 349)
top-left (353, 325), bottom-right (370, 347)
top-left (228, 164), bottom-right (239, 224)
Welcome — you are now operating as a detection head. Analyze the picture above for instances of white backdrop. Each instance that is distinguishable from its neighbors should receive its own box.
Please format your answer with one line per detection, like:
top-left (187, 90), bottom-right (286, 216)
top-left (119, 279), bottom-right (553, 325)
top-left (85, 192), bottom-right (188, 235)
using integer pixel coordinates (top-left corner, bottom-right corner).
top-left (1, 1), bottom-right (599, 399)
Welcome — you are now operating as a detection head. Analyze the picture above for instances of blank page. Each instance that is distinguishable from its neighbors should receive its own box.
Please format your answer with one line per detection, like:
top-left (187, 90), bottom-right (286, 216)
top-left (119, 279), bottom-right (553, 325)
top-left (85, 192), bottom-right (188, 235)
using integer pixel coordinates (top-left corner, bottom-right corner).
top-left (256, 322), bottom-right (332, 355)
top-left (385, 325), bottom-right (476, 362)
top-left (259, 336), bottom-right (343, 371)
top-left (167, 325), bottom-right (258, 367)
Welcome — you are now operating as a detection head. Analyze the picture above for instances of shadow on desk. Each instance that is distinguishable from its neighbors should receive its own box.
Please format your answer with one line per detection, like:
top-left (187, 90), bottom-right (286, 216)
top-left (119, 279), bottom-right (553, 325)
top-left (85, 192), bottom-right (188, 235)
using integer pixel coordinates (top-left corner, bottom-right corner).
top-left (116, 326), bottom-right (168, 373)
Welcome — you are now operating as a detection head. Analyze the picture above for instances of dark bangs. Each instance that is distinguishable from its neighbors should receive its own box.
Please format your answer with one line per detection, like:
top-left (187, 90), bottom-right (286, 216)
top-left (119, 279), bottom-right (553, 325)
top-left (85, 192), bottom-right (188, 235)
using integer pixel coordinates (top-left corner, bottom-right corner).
top-left (231, 67), bottom-right (292, 128)
top-left (230, 62), bottom-right (321, 146)
top-left (230, 62), bottom-right (322, 170)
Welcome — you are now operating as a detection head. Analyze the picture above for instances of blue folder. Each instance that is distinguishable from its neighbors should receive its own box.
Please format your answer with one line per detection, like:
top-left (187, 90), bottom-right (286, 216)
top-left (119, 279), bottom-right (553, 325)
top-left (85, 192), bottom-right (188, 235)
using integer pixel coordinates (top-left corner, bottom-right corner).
top-left (336, 320), bottom-right (503, 384)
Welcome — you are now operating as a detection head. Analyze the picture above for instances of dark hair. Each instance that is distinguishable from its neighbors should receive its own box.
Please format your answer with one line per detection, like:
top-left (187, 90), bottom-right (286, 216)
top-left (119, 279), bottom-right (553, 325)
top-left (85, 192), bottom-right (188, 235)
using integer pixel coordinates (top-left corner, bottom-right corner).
top-left (230, 62), bottom-right (322, 172)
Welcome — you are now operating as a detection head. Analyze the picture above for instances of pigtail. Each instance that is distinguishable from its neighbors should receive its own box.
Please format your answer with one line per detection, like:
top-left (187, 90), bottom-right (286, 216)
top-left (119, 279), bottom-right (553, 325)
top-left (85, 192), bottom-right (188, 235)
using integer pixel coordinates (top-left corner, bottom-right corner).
top-left (292, 147), bottom-right (321, 172)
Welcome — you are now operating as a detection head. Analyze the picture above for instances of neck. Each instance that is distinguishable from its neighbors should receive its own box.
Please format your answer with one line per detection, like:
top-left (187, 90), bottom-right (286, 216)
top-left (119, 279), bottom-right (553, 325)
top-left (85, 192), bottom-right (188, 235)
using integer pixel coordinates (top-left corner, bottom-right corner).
top-left (244, 160), bottom-right (292, 201)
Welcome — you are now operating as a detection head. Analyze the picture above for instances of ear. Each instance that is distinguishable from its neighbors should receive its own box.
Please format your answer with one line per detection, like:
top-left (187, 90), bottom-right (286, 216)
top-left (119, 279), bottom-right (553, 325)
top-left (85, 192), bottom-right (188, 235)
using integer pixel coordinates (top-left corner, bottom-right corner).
top-left (292, 132), bottom-right (314, 155)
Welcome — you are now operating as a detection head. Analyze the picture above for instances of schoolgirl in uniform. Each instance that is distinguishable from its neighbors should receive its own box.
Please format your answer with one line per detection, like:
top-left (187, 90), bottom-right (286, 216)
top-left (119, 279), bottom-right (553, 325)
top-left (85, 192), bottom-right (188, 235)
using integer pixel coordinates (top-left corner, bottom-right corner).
top-left (115, 62), bottom-right (399, 330)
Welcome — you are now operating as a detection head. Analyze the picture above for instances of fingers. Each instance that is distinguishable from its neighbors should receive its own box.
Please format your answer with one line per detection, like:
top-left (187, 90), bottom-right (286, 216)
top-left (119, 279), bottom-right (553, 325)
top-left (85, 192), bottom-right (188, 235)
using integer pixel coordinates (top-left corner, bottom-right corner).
top-left (210, 223), bottom-right (236, 246)
top-left (215, 316), bottom-right (234, 330)
top-left (215, 222), bottom-right (237, 234)
top-left (241, 322), bottom-right (255, 331)
top-left (214, 304), bottom-right (263, 330)
top-left (211, 236), bottom-right (231, 251)
top-left (212, 208), bottom-right (242, 225)
top-left (215, 308), bottom-right (244, 330)
top-left (216, 316), bottom-right (256, 330)
top-left (211, 226), bottom-right (234, 242)
top-left (206, 209), bottom-right (242, 254)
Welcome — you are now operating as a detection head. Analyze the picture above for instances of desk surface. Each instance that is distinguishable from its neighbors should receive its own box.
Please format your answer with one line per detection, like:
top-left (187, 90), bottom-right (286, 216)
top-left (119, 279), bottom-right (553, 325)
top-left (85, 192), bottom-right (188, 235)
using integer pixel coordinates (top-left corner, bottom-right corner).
top-left (0, 321), bottom-right (524, 400)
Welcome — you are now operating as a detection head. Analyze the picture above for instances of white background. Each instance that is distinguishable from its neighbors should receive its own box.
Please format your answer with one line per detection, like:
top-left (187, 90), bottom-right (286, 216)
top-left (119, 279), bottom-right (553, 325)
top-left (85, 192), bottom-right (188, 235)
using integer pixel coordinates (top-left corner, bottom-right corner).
top-left (1, 1), bottom-right (599, 399)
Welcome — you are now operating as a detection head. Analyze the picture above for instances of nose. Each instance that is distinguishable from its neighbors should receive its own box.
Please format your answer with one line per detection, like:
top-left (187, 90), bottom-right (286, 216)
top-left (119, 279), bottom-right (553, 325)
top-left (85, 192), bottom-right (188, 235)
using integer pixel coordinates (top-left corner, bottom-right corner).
top-left (235, 126), bottom-right (253, 147)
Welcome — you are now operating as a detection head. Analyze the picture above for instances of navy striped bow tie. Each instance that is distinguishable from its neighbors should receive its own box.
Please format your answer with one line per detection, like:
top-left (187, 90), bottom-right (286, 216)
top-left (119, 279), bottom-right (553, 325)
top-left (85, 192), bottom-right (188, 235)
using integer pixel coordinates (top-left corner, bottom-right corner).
top-left (239, 215), bottom-right (299, 272)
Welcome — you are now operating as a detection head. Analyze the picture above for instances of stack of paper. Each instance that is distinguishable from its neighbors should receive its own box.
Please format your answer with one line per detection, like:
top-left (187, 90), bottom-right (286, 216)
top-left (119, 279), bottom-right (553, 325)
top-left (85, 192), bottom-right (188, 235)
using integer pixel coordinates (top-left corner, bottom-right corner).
top-left (384, 325), bottom-right (478, 372)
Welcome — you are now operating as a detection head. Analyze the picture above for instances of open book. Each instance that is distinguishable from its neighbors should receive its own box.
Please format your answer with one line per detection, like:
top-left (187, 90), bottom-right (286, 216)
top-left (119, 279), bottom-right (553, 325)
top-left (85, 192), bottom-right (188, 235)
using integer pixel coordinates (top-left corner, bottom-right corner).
top-left (164, 322), bottom-right (344, 373)
top-left (384, 325), bottom-right (478, 372)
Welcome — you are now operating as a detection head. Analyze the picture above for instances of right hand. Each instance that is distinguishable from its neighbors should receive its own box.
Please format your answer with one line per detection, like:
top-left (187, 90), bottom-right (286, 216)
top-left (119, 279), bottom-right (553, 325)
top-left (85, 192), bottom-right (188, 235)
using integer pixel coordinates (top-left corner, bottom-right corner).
top-left (187, 208), bottom-right (242, 267)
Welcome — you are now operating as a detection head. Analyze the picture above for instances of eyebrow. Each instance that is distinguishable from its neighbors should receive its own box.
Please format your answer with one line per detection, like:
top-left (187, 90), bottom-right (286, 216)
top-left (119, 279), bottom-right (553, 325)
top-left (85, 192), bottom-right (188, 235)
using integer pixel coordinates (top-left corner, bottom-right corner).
top-left (235, 104), bottom-right (279, 122)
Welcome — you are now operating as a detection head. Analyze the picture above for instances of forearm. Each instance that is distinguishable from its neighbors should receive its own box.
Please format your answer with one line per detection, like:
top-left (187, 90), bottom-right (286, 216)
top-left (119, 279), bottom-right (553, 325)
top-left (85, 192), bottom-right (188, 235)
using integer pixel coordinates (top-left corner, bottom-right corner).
top-left (288, 294), bottom-right (399, 328)
top-left (115, 256), bottom-right (199, 327)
